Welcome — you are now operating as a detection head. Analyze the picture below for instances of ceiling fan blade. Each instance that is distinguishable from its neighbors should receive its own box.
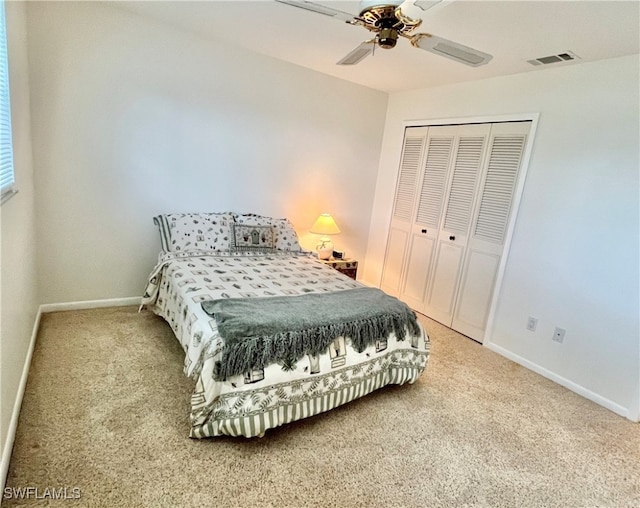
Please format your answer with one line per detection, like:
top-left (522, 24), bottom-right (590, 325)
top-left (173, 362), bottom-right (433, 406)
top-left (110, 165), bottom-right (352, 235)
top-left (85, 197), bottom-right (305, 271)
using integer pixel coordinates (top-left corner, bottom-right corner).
top-left (393, 0), bottom-right (441, 22)
top-left (337, 40), bottom-right (375, 65)
top-left (275, 0), bottom-right (357, 23)
top-left (403, 0), bottom-right (441, 13)
top-left (413, 0), bottom-right (442, 10)
top-left (410, 33), bottom-right (492, 67)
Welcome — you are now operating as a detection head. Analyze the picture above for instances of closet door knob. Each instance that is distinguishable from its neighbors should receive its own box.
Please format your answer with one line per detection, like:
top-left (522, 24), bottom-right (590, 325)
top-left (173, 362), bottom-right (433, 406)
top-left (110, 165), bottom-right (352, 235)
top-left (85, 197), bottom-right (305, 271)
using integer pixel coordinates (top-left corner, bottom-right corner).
top-left (421, 229), bottom-right (427, 234)
top-left (449, 235), bottom-right (456, 241)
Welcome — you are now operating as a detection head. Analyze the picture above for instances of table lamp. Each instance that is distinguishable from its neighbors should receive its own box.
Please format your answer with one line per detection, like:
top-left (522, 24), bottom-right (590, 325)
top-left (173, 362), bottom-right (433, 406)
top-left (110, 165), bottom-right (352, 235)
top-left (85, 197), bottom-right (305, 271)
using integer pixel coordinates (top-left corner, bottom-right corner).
top-left (310, 213), bottom-right (341, 260)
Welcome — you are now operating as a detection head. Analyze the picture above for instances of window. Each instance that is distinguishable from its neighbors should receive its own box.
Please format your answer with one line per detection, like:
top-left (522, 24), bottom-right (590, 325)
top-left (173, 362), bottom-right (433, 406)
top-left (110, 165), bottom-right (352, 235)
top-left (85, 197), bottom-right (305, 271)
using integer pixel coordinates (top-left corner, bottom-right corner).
top-left (0, 0), bottom-right (15, 204)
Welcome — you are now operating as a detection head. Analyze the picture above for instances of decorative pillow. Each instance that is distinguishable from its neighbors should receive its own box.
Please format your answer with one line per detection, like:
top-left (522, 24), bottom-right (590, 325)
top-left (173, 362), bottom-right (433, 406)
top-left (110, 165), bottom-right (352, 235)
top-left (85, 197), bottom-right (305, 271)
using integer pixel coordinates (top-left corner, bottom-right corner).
top-left (153, 212), bottom-right (234, 252)
top-left (230, 224), bottom-right (275, 252)
top-left (234, 213), bottom-right (303, 252)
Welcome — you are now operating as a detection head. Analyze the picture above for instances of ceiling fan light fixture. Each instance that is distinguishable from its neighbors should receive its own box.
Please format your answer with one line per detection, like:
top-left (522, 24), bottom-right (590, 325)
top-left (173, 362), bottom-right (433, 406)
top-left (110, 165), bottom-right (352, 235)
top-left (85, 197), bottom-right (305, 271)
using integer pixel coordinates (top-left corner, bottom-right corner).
top-left (378, 27), bottom-right (398, 48)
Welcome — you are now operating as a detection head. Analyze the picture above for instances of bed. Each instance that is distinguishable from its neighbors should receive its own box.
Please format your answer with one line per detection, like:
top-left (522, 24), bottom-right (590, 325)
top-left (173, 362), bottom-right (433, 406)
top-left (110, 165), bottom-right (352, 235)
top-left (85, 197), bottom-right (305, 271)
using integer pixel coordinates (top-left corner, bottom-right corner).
top-left (141, 212), bottom-right (430, 438)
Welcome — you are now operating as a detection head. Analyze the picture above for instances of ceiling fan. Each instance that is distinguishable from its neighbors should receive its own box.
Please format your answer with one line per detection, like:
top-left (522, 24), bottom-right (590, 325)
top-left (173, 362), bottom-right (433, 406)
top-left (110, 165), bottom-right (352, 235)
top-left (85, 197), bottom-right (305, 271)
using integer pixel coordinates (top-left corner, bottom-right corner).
top-left (275, 0), bottom-right (492, 67)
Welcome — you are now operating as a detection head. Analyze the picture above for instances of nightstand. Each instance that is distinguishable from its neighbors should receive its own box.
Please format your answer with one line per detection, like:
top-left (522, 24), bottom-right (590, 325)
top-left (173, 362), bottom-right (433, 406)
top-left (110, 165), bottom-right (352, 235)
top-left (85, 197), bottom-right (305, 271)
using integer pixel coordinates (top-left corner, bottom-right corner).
top-left (321, 259), bottom-right (358, 280)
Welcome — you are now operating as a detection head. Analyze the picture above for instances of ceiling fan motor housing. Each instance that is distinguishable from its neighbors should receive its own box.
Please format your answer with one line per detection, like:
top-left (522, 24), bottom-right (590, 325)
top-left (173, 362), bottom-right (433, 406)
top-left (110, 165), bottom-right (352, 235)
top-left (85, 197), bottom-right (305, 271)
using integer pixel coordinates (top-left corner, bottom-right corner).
top-left (358, 2), bottom-right (421, 48)
top-left (359, 4), bottom-right (403, 27)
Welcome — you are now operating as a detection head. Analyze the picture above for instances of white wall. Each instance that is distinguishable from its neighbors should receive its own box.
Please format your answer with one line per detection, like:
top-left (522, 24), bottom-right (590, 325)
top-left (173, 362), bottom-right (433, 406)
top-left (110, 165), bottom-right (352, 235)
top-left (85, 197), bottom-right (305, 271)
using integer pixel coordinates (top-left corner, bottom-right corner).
top-left (0, 0), bottom-right (38, 486)
top-left (26, 1), bottom-right (388, 304)
top-left (364, 55), bottom-right (640, 420)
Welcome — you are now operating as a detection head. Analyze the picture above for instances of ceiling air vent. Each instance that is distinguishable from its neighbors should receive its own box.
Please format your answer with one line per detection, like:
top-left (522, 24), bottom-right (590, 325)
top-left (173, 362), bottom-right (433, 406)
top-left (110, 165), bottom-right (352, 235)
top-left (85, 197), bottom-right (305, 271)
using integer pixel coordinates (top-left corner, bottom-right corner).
top-left (527, 51), bottom-right (581, 66)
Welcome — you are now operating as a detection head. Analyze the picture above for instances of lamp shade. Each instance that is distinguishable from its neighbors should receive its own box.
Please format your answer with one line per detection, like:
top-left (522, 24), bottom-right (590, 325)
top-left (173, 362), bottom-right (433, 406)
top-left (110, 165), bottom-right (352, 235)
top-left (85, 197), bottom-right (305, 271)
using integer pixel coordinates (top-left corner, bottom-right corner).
top-left (310, 213), bottom-right (341, 235)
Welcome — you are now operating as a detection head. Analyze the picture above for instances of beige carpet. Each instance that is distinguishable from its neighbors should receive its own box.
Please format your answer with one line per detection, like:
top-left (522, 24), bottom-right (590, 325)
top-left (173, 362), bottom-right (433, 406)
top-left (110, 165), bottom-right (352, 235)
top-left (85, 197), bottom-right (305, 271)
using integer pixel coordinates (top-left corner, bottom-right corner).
top-left (3, 306), bottom-right (638, 507)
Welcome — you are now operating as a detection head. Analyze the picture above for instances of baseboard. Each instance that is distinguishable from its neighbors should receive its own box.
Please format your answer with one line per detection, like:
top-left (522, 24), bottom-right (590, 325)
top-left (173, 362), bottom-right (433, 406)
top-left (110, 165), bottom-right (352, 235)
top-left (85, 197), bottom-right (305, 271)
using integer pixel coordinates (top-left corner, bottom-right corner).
top-left (1, 296), bottom-right (143, 491)
top-left (1, 307), bottom-right (42, 494)
top-left (485, 341), bottom-right (632, 421)
top-left (39, 296), bottom-right (141, 314)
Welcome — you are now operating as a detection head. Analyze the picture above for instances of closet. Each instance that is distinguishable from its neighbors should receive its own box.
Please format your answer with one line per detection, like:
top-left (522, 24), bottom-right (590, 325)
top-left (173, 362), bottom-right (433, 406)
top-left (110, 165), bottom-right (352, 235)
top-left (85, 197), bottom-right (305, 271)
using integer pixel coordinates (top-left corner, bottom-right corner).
top-left (380, 120), bottom-right (531, 343)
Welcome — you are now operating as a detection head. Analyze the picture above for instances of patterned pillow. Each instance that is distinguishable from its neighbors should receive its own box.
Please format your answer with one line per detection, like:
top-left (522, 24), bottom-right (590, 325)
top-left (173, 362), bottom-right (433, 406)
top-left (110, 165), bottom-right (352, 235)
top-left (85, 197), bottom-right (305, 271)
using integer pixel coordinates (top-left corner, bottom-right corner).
top-left (234, 213), bottom-right (303, 252)
top-left (153, 212), bottom-right (234, 252)
top-left (230, 224), bottom-right (275, 252)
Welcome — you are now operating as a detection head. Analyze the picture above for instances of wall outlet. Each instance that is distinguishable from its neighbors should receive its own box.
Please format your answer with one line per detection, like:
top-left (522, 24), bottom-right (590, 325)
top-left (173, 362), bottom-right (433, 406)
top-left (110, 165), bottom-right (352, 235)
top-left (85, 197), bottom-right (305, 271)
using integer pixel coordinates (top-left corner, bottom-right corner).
top-left (552, 327), bottom-right (566, 343)
top-left (526, 317), bottom-right (538, 331)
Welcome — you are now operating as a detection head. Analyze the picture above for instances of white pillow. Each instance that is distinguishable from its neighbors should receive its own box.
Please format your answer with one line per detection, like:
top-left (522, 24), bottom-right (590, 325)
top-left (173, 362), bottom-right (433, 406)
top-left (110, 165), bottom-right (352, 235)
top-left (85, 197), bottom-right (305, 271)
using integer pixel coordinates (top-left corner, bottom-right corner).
top-left (155, 212), bottom-right (234, 252)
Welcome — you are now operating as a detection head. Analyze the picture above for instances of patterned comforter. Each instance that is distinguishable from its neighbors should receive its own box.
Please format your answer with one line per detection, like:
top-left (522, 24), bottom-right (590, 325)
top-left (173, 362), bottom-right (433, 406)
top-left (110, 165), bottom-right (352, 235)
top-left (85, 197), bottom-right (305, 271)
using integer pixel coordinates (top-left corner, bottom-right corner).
top-left (141, 250), bottom-right (430, 438)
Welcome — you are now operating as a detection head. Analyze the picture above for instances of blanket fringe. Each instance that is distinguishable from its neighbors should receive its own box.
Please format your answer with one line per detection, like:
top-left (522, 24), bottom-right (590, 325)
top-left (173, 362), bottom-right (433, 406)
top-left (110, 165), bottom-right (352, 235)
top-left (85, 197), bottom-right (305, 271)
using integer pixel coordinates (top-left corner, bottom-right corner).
top-left (215, 311), bottom-right (420, 380)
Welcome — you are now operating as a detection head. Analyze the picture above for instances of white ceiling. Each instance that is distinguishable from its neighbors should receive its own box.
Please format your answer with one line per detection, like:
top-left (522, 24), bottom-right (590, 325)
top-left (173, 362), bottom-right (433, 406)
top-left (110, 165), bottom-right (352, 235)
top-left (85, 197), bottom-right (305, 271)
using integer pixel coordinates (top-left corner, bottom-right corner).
top-left (118, 0), bottom-right (640, 93)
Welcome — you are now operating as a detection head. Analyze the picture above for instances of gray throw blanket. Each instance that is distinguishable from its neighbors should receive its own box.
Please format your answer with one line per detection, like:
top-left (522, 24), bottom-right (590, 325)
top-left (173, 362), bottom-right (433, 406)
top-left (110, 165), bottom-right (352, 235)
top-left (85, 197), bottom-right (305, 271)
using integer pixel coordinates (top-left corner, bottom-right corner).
top-left (201, 287), bottom-right (421, 380)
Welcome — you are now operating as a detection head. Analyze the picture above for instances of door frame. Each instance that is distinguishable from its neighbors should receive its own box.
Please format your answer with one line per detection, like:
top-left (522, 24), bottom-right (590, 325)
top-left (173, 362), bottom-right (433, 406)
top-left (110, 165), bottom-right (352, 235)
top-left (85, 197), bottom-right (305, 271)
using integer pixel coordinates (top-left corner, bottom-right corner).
top-left (391, 113), bottom-right (540, 344)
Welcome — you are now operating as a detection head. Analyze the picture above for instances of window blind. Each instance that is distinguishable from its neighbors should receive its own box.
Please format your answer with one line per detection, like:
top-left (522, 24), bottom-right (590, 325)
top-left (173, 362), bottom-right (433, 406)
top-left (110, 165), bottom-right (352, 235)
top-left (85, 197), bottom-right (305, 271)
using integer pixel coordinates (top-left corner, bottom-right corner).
top-left (0, 0), bottom-right (15, 200)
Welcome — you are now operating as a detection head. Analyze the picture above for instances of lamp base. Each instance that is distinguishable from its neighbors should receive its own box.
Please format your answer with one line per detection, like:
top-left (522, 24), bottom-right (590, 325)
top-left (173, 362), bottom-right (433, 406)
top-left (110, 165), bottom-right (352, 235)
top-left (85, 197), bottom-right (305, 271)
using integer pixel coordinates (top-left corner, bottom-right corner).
top-left (316, 238), bottom-right (334, 260)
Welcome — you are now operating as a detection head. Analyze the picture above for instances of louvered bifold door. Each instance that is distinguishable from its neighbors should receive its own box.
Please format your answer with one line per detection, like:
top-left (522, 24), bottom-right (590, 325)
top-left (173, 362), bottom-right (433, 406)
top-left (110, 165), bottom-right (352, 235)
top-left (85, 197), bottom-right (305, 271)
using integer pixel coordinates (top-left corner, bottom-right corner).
top-left (423, 123), bottom-right (491, 325)
top-left (399, 125), bottom-right (457, 310)
top-left (380, 127), bottom-right (428, 296)
top-left (452, 121), bottom-right (531, 341)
